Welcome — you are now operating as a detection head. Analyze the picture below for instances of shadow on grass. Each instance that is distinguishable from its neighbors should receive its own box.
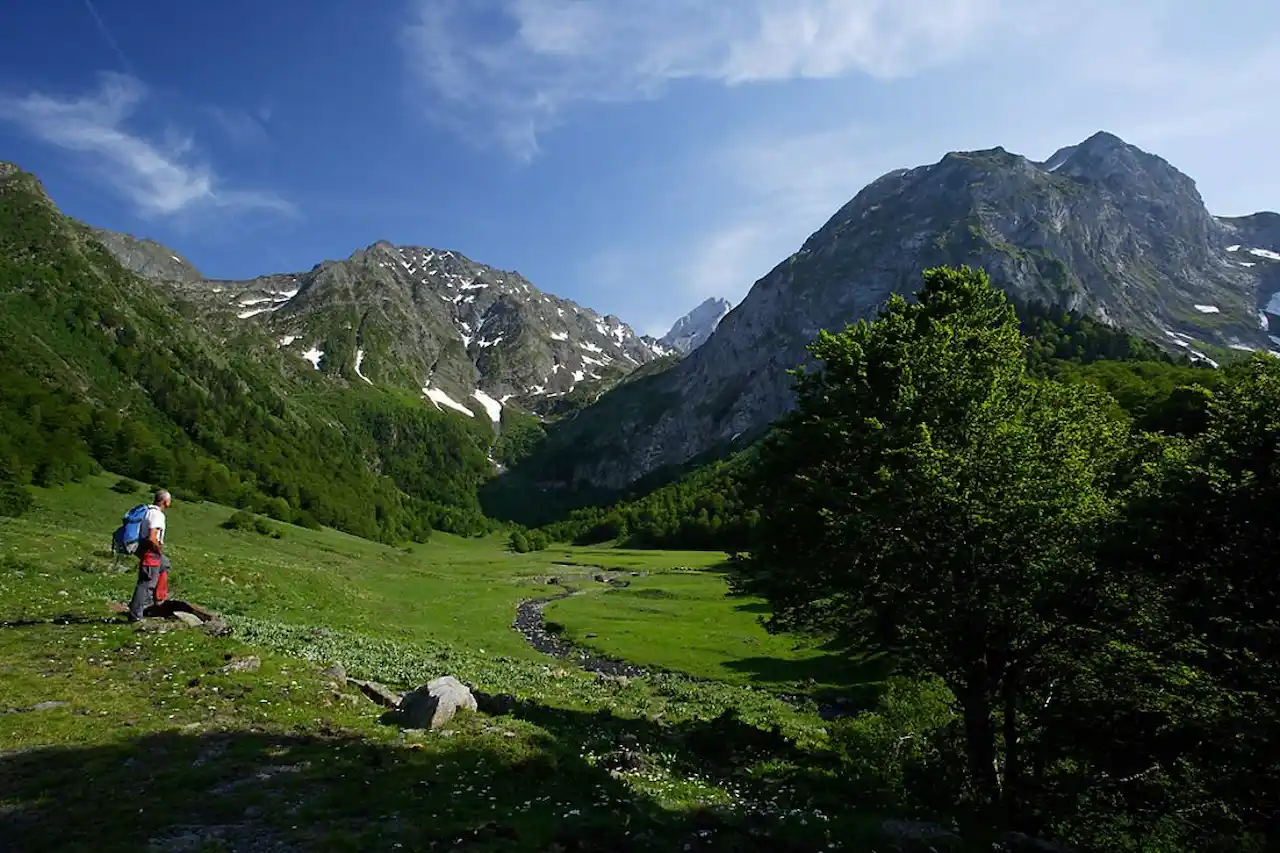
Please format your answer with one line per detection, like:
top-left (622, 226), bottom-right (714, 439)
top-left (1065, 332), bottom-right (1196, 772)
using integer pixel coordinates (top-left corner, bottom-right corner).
top-left (0, 709), bottom-right (888, 853)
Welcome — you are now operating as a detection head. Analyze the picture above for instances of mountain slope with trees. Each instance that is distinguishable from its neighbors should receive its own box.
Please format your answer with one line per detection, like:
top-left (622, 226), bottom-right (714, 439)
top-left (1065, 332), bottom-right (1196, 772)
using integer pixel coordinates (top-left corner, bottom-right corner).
top-left (0, 163), bottom-right (494, 541)
top-left (732, 265), bottom-right (1280, 849)
top-left (501, 131), bottom-right (1280, 496)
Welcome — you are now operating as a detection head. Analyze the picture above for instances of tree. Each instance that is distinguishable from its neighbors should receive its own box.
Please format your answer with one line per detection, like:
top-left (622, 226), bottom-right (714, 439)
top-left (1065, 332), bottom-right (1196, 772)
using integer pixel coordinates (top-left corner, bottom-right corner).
top-left (736, 266), bottom-right (1132, 827)
top-left (1107, 354), bottom-right (1280, 847)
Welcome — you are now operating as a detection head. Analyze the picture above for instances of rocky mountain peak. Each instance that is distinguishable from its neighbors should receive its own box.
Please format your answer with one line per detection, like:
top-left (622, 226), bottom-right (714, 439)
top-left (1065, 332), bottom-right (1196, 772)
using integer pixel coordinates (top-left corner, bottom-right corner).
top-left (525, 131), bottom-right (1280, 493)
top-left (661, 297), bottom-right (732, 355)
top-left (149, 238), bottom-right (673, 424)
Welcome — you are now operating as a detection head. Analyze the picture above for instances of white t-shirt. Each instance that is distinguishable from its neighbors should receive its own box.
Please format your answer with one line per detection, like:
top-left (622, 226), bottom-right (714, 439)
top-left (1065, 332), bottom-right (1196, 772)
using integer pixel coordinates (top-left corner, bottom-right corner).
top-left (140, 506), bottom-right (166, 546)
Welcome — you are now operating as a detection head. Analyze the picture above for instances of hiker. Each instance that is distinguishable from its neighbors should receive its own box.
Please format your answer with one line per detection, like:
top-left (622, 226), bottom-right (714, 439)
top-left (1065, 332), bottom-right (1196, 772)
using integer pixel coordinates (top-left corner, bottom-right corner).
top-left (127, 489), bottom-right (173, 622)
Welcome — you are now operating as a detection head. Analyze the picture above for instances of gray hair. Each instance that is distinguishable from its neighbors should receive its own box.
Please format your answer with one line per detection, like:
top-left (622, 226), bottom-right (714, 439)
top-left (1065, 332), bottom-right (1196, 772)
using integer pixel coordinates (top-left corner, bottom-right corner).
top-left (154, 488), bottom-right (171, 505)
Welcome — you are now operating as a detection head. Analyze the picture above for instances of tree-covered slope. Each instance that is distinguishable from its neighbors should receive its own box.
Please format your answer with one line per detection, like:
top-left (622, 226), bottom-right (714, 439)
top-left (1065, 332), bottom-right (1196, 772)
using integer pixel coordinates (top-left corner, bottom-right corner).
top-left (486, 293), bottom-right (1225, 541)
top-left (0, 163), bottom-right (493, 541)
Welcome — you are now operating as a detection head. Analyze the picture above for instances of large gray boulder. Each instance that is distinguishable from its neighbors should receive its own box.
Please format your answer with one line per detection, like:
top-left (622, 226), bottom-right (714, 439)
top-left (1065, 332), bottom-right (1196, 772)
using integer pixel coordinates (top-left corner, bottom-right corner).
top-left (398, 676), bottom-right (477, 730)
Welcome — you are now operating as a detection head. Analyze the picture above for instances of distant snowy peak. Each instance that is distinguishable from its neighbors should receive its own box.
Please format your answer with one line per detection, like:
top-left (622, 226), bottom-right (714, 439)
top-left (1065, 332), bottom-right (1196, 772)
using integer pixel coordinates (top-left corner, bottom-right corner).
top-left (660, 297), bottom-right (732, 355)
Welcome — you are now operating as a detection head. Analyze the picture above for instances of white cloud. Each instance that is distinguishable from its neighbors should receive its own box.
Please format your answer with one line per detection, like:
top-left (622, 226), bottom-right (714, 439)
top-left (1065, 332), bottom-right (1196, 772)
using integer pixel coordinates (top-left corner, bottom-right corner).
top-left (401, 0), bottom-right (1004, 160)
top-left (206, 106), bottom-right (270, 151)
top-left (0, 72), bottom-right (291, 217)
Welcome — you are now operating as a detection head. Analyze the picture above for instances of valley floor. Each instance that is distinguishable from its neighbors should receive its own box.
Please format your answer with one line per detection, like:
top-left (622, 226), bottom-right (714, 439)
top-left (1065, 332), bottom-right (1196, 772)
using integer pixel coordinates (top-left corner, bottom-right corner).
top-left (0, 476), bottom-right (907, 851)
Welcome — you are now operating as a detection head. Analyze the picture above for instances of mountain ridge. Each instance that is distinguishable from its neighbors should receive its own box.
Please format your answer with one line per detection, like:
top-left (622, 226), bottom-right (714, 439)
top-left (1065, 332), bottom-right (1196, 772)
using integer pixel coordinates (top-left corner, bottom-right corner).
top-left (660, 297), bottom-right (732, 354)
top-left (499, 130), bottom-right (1280, 494)
top-left (93, 229), bottom-right (681, 425)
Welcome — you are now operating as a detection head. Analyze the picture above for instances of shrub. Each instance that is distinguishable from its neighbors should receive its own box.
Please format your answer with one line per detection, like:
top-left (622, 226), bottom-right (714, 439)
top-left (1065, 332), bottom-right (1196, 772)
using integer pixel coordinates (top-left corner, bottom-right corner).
top-left (0, 480), bottom-right (33, 518)
top-left (222, 510), bottom-right (284, 538)
top-left (111, 478), bottom-right (142, 494)
top-left (827, 676), bottom-right (961, 809)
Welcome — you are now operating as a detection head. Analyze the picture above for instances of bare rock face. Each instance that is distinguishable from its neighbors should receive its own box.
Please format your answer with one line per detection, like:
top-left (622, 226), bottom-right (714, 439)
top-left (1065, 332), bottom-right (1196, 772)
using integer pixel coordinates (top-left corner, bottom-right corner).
top-left (397, 676), bottom-right (478, 730)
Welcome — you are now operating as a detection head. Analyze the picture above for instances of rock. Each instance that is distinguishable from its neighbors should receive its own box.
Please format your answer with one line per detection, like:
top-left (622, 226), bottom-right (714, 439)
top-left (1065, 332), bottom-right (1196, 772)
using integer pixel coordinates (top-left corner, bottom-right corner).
top-left (200, 617), bottom-right (231, 637)
top-left (599, 748), bottom-right (648, 773)
top-left (218, 656), bottom-right (261, 674)
top-left (595, 673), bottom-right (630, 688)
top-left (320, 663), bottom-right (347, 685)
top-left (173, 611), bottom-right (204, 628)
top-left (999, 832), bottom-right (1074, 852)
top-left (350, 679), bottom-right (403, 708)
top-left (880, 819), bottom-right (962, 847)
top-left (473, 690), bottom-right (517, 716)
top-left (30, 701), bottom-right (68, 711)
top-left (397, 676), bottom-right (477, 730)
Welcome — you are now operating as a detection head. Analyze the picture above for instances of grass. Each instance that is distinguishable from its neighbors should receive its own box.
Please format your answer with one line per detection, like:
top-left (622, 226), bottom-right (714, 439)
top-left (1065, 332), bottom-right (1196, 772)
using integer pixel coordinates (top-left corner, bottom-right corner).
top-left (544, 570), bottom-right (891, 699)
top-left (0, 474), bottom-right (915, 850)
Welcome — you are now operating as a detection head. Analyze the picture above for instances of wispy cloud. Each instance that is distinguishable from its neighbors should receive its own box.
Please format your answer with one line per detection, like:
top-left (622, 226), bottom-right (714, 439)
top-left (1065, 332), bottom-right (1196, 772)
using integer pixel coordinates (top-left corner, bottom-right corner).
top-left (401, 0), bottom-right (1005, 160)
top-left (0, 73), bottom-right (291, 217)
top-left (206, 105), bottom-right (271, 151)
top-left (81, 0), bottom-right (135, 76)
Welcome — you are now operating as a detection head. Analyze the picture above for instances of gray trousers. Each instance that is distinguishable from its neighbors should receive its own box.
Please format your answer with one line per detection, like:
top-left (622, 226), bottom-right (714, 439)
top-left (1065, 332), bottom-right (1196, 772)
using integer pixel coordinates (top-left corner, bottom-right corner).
top-left (128, 555), bottom-right (171, 620)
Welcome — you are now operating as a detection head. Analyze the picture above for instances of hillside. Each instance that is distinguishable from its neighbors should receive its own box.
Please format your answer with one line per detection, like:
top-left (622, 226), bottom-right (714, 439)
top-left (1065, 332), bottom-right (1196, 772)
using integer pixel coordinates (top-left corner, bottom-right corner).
top-left (0, 474), bottom-right (885, 851)
top-left (112, 238), bottom-right (674, 423)
top-left (0, 163), bottom-right (495, 541)
top-left (500, 131), bottom-right (1280, 493)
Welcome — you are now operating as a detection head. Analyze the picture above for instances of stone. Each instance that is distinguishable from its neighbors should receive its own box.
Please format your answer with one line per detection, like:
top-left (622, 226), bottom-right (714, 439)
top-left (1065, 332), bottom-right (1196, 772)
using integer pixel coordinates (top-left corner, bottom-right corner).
top-left (473, 689), bottom-right (517, 716)
top-left (320, 663), bottom-right (347, 685)
top-left (200, 617), bottom-right (231, 637)
top-left (30, 701), bottom-right (69, 711)
top-left (1000, 832), bottom-right (1074, 853)
top-left (397, 676), bottom-right (477, 730)
top-left (880, 819), bottom-right (962, 846)
top-left (351, 679), bottom-right (403, 708)
top-left (218, 656), bottom-right (261, 674)
top-left (173, 611), bottom-right (204, 628)
top-left (595, 673), bottom-right (630, 688)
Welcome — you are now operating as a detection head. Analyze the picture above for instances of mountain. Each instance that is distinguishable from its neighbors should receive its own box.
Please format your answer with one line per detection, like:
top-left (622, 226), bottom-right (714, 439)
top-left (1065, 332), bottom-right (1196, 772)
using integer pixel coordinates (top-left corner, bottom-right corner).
top-left (111, 240), bottom-right (674, 425)
top-left (89, 227), bottom-right (204, 283)
top-left (660, 297), bottom-right (732, 354)
top-left (0, 162), bottom-right (496, 542)
top-left (500, 131), bottom-right (1280, 495)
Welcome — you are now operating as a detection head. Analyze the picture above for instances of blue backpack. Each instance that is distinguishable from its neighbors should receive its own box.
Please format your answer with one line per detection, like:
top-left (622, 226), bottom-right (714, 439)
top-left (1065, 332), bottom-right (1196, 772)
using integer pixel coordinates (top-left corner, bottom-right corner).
top-left (112, 504), bottom-right (152, 556)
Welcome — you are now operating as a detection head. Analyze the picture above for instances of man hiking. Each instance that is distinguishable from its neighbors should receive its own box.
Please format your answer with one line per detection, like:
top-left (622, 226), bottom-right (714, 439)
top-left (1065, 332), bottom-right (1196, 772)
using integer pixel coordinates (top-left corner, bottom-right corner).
top-left (127, 489), bottom-right (173, 622)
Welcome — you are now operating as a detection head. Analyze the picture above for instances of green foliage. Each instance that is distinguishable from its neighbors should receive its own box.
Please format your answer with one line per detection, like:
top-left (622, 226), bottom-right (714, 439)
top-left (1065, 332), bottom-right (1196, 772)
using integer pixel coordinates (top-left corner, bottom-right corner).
top-left (507, 527), bottom-right (550, 552)
top-left (0, 479), bottom-right (33, 518)
top-left (738, 266), bottom-right (1135, 826)
top-left (1088, 354), bottom-right (1280, 849)
top-left (0, 166), bottom-right (486, 544)
top-left (491, 409), bottom-right (547, 468)
top-left (828, 676), bottom-right (961, 808)
top-left (222, 510), bottom-right (283, 539)
top-left (110, 478), bottom-right (142, 495)
top-left (538, 452), bottom-right (759, 551)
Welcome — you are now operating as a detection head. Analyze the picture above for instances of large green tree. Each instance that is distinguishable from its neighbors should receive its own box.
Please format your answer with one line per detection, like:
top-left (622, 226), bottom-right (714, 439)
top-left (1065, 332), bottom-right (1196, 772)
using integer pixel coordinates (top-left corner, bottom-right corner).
top-left (1103, 354), bottom-right (1280, 847)
top-left (736, 266), bottom-right (1132, 825)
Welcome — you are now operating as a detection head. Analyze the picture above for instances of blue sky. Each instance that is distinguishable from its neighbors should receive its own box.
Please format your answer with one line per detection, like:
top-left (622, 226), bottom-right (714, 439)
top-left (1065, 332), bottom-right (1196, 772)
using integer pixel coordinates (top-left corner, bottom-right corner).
top-left (2, 0), bottom-right (1278, 336)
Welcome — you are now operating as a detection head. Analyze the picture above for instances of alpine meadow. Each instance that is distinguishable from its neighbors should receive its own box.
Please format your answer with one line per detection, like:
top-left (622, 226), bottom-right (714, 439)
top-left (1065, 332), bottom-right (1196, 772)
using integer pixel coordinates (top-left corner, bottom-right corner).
top-left (3, 54), bottom-right (1280, 853)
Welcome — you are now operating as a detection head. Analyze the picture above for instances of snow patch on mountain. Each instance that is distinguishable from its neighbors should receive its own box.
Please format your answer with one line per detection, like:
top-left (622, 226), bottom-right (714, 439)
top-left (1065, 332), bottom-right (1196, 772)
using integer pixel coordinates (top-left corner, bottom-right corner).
top-left (423, 384), bottom-right (474, 417)
top-left (354, 349), bottom-right (372, 385)
top-left (472, 389), bottom-right (502, 424)
top-left (660, 297), bottom-right (732, 355)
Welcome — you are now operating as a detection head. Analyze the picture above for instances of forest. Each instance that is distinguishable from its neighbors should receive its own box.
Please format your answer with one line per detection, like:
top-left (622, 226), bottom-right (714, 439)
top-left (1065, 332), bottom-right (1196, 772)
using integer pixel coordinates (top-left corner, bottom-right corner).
top-left (519, 294), bottom-right (1227, 552)
top-left (0, 169), bottom-right (494, 540)
top-left (730, 266), bottom-right (1279, 850)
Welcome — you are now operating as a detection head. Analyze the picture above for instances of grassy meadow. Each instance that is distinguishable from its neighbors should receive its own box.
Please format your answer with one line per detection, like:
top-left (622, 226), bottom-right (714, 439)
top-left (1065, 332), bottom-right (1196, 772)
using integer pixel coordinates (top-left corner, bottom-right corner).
top-left (0, 474), bottom-right (910, 851)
